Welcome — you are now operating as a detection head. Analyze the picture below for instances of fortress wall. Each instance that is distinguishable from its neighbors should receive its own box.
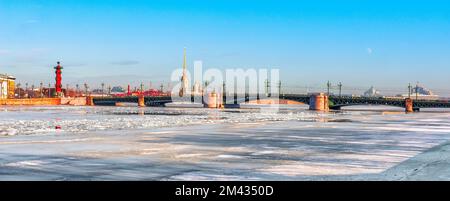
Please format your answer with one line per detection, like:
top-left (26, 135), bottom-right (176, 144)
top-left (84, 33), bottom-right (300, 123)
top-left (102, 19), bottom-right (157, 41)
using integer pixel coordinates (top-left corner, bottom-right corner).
top-left (247, 99), bottom-right (306, 105)
top-left (61, 97), bottom-right (87, 106)
top-left (0, 97), bottom-right (87, 106)
top-left (0, 98), bottom-right (62, 105)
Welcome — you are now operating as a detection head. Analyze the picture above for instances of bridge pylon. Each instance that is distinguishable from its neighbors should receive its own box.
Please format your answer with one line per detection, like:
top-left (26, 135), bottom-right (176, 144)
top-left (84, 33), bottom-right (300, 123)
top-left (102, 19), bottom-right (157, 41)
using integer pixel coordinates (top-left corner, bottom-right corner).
top-left (86, 96), bottom-right (94, 106)
top-left (205, 92), bottom-right (223, 108)
top-left (405, 98), bottom-right (414, 113)
top-left (138, 95), bottom-right (145, 107)
top-left (309, 93), bottom-right (329, 111)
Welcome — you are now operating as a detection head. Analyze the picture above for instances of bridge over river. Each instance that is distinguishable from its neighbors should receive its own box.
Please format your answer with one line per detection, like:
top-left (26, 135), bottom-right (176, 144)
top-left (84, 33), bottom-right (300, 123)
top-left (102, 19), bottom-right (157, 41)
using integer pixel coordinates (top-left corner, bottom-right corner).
top-left (91, 93), bottom-right (450, 112)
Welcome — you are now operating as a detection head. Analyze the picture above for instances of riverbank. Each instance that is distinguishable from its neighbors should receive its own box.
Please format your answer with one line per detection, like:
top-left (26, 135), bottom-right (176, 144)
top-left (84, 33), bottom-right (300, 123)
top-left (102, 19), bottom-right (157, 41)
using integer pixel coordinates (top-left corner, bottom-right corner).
top-left (0, 97), bottom-right (86, 106)
top-left (376, 141), bottom-right (450, 180)
top-left (0, 106), bottom-right (449, 180)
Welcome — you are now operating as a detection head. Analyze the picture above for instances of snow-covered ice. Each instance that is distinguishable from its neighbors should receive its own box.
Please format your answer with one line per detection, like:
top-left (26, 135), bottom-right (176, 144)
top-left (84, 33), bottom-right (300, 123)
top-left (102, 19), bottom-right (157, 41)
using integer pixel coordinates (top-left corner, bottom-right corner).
top-left (0, 105), bottom-right (449, 180)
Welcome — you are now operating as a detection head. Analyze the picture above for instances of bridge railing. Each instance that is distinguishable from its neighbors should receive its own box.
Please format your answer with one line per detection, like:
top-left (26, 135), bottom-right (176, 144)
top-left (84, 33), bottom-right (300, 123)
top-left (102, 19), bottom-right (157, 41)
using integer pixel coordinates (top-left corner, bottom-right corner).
top-left (91, 94), bottom-right (450, 108)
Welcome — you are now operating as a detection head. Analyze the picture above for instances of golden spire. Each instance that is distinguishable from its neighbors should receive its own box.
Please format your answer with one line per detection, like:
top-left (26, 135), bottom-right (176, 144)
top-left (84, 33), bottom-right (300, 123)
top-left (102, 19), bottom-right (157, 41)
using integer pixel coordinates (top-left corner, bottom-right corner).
top-left (179, 47), bottom-right (189, 97)
top-left (183, 47), bottom-right (186, 71)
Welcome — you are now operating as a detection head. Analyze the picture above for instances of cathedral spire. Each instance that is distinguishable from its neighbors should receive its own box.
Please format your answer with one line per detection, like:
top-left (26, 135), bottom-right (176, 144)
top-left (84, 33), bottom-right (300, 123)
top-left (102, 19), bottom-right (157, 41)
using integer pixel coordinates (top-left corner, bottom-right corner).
top-left (179, 48), bottom-right (189, 97)
top-left (183, 47), bottom-right (187, 71)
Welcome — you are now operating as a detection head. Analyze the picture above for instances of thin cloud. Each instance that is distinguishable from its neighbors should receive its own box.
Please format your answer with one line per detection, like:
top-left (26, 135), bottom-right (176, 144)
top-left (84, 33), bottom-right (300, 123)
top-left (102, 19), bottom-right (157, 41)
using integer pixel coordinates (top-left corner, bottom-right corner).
top-left (367, 48), bottom-right (373, 55)
top-left (30, 48), bottom-right (49, 53)
top-left (64, 63), bottom-right (88, 67)
top-left (13, 48), bottom-right (50, 63)
top-left (110, 60), bottom-right (140, 66)
top-left (0, 49), bottom-right (10, 55)
top-left (15, 55), bottom-right (40, 63)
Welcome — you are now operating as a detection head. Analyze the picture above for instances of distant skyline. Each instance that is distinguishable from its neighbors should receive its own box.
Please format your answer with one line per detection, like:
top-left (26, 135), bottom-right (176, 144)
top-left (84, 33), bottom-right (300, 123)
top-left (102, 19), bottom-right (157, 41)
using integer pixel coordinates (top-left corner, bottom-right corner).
top-left (1, 0), bottom-right (450, 96)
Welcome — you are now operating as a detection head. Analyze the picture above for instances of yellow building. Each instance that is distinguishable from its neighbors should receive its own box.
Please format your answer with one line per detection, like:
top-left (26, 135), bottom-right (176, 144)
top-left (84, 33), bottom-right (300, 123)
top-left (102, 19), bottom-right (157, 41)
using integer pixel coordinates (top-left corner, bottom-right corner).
top-left (0, 74), bottom-right (15, 99)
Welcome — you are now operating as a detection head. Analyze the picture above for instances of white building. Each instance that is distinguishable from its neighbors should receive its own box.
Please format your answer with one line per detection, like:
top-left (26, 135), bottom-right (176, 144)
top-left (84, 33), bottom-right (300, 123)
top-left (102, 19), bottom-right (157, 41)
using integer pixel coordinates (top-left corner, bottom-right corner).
top-left (0, 74), bottom-right (16, 99)
top-left (397, 84), bottom-right (439, 100)
top-left (363, 86), bottom-right (382, 97)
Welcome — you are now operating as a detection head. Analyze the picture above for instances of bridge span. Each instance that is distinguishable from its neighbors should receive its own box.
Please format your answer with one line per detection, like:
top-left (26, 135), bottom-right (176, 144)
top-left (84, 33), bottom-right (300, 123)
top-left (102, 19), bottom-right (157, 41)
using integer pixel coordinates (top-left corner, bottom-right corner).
top-left (91, 93), bottom-right (450, 112)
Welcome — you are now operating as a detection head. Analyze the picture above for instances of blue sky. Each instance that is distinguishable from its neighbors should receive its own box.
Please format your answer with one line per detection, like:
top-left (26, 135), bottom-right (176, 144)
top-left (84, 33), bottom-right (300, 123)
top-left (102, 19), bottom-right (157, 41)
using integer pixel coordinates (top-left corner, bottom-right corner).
top-left (0, 0), bottom-right (449, 94)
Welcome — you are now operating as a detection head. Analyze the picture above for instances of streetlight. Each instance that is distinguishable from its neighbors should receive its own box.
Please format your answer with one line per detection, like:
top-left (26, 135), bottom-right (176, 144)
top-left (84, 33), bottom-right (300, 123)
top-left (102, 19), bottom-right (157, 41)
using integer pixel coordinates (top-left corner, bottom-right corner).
top-left (16, 83), bottom-right (21, 98)
top-left (31, 84), bottom-right (35, 98)
top-left (415, 82), bottom-right (419, 101)
top-left (101, 82), bottom-right (105, 97)
top-left (338, 82), bottom-right (343, 97)
top-left (327, 81), bottom-right (331, 95)
top-left (40, 82), bottom-right (43, 98)
top-left (66, 84), bottom-right (69, 97)
top-left (278, 80), bottom-right (282, 96)
top-left (264, 79), bottom-right (269, 96)
top-left (84, 83), bottom-right (88, 96)
top-left (25, 83), bottom-right (28, 98)
top-left (222, 81), bottom-right (226, 97)
top-left (48, 83), bottom-right (51, 97)
top-left (76, 84), bottom-right (79, 97)
top-left (408, 83), bottom-right (412, 99)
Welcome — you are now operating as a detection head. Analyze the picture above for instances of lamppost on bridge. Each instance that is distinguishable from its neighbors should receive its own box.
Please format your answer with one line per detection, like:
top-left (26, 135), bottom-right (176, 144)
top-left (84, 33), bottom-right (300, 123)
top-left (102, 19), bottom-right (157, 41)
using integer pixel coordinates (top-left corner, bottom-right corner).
top-left (415, 82), bottom-right (419, 101)
top-left (16, 83), bottom-right (21, 98)
top-left (108, 85), bottom-right (111, 96)
top-left (338, 82), bottom-right (343, 97)
top-left (25, 83), bottom-right (28, 98)
top-left (48, 83), bottom-right (51, 98)
top-left (327, 81), bottom-right (331, 95)
top-left (223, 81), bottom-right (226, 97)
top-left (160, 83), bottom-right (164, 93)
top-left (76, 84), bottom-right (79, 97)
top-left (278, 80), bottom-right (282, 96)
top-left (84, 83), bottom-right (88, 96)
top-left (408, 83), bottom-right (412, 99)
top-left (264, 79), bottom-right (270, 97)
top-left (101, 82), bottom-right (105, 97)
top-left (31, 84), bottom-right (35, 98)
top-left (66, 84), bottom-right (69, 97)
top-left (40, 82), bottom-right (43, 98)
top-left (140, 82), bottom-right (144, 94)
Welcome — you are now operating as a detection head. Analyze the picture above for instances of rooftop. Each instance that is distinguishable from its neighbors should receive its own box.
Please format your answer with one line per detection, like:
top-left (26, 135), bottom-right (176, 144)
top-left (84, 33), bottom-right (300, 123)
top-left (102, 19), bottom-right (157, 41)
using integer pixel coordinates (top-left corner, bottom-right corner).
top-left (0, 74), bottom-right (16, 80)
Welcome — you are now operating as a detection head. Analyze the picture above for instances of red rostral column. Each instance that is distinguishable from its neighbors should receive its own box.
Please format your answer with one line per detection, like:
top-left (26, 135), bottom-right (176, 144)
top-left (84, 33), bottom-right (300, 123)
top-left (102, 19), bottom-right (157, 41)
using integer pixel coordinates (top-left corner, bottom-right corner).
top-left (54, 61), bottom-right (63, 97)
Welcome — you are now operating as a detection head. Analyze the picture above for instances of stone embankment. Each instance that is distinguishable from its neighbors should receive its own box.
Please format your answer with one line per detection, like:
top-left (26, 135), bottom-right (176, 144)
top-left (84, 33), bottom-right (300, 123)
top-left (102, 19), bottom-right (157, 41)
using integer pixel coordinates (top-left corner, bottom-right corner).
top-left (0, 97), bottom-right (86, 106)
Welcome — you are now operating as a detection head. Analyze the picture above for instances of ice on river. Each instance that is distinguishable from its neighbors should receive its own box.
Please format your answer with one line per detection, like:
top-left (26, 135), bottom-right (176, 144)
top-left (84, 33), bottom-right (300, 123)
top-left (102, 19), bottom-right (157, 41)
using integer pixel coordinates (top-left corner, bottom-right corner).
top-left (0, 105), bottom-right (450, 180)
top-left (0, 105), bottom-right (327, 136)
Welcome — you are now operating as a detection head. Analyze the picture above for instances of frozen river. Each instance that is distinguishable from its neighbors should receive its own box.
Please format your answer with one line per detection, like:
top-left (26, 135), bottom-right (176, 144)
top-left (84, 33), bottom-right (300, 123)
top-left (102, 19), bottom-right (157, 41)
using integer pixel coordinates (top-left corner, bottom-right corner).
top-left (0, 105), bottom-right (450, 180)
